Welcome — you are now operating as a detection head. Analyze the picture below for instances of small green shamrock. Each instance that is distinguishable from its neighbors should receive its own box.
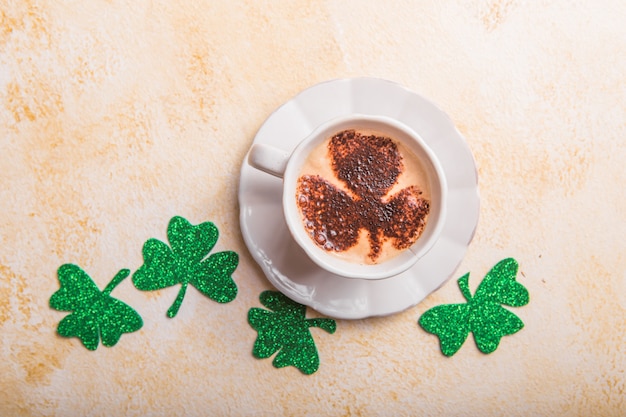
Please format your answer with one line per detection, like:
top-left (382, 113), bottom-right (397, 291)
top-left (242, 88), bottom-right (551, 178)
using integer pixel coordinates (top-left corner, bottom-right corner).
top-left (132, 216), bottom-right (238, 318)
top-left (248, 291), bottom-right (336, 375)
top-left (419, 258), bottom-right (529, 356)
top-left (50, 264), bottom-right (143, 350)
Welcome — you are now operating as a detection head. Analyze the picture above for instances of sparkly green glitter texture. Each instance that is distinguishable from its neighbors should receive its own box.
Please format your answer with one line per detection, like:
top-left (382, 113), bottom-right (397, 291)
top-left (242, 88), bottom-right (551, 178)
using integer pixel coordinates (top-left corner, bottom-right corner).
top-left (132, 216), bottom-right (238, 318)
top-left (50, 264), bottom-right (143, 350)
top-left (419, 258), bottom-right (529, 356)
top-left (248, 291), bottom-right (336, 375)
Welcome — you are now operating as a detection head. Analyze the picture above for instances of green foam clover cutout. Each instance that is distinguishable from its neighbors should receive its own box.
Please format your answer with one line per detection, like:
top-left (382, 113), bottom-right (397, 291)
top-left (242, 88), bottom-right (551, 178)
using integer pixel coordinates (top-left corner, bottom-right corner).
top-left (248, 291), bottom-right (336, 375)
top-left (50, 264), bottom-right (143, 350)
top-left (419, 258), bottom-right (529, 356)
top-left (132, 216), bottom-right (238, 318)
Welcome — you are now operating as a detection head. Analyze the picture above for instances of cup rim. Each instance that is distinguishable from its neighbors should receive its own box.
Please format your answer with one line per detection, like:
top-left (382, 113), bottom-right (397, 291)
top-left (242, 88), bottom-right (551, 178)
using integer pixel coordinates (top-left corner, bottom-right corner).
top-left (282, 114), bottom-right (447, 280)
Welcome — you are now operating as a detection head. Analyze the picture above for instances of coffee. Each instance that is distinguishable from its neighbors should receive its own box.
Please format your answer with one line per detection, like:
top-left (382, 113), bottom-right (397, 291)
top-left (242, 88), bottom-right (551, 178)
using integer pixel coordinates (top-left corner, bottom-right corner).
top-left (296, 129), bottom-right (431, 265)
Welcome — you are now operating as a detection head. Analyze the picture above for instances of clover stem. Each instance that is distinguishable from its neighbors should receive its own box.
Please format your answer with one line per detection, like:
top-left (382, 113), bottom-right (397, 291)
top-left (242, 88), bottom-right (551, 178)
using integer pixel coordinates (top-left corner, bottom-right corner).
top-left (457, 273), bottom-right (473, 302)
top-left (103, 269), bottom-right (131, 296)
top-left (167, 283), bottom-right (188, 318)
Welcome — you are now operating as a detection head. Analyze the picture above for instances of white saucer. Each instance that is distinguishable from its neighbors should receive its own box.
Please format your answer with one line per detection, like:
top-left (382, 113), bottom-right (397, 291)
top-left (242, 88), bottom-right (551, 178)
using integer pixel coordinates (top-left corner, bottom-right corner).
top-left (238, 78), bottom-right (479, 319)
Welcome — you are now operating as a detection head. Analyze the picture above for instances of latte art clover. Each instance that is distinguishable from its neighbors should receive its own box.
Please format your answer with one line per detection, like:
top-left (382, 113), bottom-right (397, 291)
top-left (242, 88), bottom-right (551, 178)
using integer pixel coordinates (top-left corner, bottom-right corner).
top-left (296, 129), bottom-right (430, 262)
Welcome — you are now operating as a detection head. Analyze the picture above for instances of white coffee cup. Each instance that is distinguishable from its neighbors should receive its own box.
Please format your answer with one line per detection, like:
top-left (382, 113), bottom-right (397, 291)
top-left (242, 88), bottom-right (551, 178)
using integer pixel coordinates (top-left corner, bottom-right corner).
top-left (247, 114), bottom-right (447, 280)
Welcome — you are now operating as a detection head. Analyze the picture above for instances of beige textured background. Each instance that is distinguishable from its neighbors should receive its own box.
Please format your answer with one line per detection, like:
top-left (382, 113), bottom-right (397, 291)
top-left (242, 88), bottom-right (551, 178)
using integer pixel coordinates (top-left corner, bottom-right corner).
top-left (1, 1), bottom-right (625, 416)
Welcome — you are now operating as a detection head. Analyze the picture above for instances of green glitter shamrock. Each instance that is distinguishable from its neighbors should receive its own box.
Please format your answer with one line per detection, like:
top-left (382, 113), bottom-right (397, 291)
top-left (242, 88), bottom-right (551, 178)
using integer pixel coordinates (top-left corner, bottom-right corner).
top-left (248, 291), bottom-right (336, 375)
top-left (50, 264), bottom-right (143, 350)
top-left (132, 216), bottom-right (238, 318)
top-left (419, 258), bottom-right (529, 356)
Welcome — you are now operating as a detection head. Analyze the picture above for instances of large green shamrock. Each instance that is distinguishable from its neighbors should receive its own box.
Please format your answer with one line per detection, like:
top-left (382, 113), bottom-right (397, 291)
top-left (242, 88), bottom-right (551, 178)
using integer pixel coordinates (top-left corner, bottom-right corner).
top-left (132, 216), bottom-right (238, 318)
top-left (50, 264), bottom-right (143, 350)
top-left (248, 291), bottom-right (336, 375)
top-left (419, 258), bottom-right (529, 356)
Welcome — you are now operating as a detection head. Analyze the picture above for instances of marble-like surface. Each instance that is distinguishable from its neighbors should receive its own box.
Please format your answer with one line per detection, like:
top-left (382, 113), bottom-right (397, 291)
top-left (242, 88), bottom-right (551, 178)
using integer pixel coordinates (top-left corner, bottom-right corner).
top-left (1, 1), bottom-right (625, 415)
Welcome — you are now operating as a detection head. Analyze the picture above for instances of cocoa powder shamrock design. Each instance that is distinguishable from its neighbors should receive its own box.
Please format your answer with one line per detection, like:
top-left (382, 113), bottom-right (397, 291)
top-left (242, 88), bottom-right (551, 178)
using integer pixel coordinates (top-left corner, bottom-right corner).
top-left (296, 129), bottom-right (431, 261)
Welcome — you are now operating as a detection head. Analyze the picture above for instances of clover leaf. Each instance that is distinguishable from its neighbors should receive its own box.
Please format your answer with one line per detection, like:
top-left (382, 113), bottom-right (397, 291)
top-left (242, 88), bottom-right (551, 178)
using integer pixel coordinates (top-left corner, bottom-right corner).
top-left (248, 291), bottom-right (336, 375)
top-left (50, 264), bottom-right (143, 350)
top-left (132, 216), bottom-right (238, 318)
top-left (419, 258), bottom-right (529, 356)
